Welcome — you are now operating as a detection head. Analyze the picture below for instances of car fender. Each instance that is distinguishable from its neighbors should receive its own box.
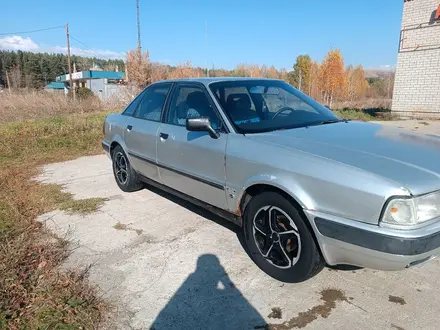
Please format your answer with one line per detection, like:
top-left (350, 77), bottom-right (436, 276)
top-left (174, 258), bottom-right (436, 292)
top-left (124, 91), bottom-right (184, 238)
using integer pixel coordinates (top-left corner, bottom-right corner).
top-left (236, 173), bottom-right (316, 213)
top-left (110, 135), bottom-right (130, 157)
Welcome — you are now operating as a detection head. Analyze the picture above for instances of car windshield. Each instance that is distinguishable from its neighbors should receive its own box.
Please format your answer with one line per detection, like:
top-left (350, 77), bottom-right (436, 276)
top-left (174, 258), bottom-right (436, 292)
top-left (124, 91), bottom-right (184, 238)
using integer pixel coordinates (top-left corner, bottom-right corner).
top-left (209, 80), bottom-right (341, 133)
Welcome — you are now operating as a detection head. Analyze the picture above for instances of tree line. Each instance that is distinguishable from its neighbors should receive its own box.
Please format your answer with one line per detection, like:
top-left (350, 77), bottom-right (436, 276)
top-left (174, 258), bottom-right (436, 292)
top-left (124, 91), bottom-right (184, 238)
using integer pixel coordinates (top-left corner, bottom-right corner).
top-left (1, 48), bottom-right (394, 107)
top-left (0, 50), bottom-right (125, 89)
top-left (126, 48), bottom-right (394, 107)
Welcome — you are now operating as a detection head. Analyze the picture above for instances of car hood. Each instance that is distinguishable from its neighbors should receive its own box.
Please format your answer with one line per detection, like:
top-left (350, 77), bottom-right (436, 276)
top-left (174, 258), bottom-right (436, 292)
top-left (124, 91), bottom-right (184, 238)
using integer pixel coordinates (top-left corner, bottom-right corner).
top-left (246, 121), bottom-right (440, 195)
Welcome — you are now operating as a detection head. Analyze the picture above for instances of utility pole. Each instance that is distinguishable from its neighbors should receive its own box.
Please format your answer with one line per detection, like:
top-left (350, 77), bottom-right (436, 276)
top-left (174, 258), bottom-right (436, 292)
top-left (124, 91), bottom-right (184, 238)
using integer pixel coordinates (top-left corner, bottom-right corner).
top-left (136, 0), bottom-right (141, 52)
top-left (66, 23), bottom-right (75, 100)
top-left (205, 21), bottom-right (209, 77)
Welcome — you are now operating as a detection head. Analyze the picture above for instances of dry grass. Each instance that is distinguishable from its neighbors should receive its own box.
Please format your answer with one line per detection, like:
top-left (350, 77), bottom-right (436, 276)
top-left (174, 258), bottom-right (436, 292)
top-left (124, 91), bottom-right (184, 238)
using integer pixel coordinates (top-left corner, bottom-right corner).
top-left (0, 90), bottom-right (127, 122)
top-left (0, 110), bottom-right (112, 329)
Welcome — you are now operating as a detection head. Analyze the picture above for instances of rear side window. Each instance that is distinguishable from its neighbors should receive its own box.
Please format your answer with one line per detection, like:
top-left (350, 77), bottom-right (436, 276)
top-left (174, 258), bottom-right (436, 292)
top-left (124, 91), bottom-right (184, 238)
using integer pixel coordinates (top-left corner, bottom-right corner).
top-left (134, 84), bottom-right (171, 122)
top-left (122, 91), bottom-right (143, 116)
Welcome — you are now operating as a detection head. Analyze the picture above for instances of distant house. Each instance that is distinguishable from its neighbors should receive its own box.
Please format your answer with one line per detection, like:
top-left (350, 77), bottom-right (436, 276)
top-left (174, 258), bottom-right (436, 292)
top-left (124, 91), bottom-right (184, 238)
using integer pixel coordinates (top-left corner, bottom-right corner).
top-left (44, 82), bottom-right (68, 94)
top-left (55, 70), bottom-right (126, 100)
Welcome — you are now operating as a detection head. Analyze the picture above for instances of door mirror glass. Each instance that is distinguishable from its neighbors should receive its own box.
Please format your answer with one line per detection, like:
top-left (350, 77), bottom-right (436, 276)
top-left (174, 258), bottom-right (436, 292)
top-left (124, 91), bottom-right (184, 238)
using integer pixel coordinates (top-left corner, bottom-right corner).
top-left (186, 117), bottom-right (220, 139)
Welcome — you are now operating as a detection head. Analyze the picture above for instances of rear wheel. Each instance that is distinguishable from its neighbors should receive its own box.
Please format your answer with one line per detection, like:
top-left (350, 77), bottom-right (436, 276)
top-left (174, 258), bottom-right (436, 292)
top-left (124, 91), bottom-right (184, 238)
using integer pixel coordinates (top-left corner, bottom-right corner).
top-left (243, 192), bottom-right (324, 282)
top-left (112, 145), bottom-right (143, 192)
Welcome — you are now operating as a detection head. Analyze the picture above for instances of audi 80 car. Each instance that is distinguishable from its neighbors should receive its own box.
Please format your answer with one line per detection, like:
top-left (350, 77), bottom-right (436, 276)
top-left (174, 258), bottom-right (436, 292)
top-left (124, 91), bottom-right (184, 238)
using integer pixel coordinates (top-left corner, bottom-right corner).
top-left (103, 78), bottom-right (440, 282)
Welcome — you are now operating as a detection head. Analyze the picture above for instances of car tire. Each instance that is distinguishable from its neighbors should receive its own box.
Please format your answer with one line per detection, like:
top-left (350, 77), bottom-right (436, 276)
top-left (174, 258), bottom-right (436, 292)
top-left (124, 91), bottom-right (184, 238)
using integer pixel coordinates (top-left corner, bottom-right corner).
top-left (243, 192), bottom-right (324, 283)
top-left (112, 145), bottom-right (143, 192)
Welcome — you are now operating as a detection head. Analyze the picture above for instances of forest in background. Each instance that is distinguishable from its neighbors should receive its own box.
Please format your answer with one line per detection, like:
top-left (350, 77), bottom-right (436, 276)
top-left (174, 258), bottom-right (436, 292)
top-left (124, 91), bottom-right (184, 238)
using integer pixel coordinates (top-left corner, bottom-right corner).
top-left (0, 50), bottom-right (125, 89)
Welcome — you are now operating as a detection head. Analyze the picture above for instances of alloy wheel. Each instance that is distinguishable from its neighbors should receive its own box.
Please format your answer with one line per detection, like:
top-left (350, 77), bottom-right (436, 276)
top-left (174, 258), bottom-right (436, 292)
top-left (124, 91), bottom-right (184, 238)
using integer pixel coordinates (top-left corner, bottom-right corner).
top-left (115, 152), bottom-right (128, 185)
top-left (252, 206), bottom-right (301, 269)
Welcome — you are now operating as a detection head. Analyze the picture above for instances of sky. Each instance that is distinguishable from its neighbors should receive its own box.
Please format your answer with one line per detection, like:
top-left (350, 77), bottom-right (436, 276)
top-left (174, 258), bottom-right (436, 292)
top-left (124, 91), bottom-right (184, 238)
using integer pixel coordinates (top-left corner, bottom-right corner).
top-left (0, 0), bottom-right (403, 70)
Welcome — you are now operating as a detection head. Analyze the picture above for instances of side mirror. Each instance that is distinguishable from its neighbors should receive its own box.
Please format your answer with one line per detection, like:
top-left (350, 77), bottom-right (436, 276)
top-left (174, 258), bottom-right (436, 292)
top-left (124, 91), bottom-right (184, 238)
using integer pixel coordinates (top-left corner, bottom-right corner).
top-left (186, 117), bottom-right (220, 139)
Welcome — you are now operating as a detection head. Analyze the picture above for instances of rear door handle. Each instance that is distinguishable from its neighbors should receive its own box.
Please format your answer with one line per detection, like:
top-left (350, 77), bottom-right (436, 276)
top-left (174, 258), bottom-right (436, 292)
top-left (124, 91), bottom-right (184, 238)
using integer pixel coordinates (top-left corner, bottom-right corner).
top-left (127, 125), bottom-right (133, 131)
top-left (159, 132), bottom-right (169, 140)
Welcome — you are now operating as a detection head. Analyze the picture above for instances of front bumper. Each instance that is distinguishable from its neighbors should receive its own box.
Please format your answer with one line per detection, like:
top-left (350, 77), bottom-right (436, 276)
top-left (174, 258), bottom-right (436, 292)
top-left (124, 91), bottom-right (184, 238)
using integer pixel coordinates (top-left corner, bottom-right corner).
top-left (102, 141), bottom-right (111, 158)
top-left (305, 210), bottom-right (440, 271)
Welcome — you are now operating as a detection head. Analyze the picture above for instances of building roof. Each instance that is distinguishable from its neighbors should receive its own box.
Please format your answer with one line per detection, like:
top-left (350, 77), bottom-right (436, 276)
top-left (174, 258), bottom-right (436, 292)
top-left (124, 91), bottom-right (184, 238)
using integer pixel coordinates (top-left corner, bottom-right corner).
top-left (45, 82), bottom-right (65, 89)
top-left (56, 70), bottom-right (125, 82)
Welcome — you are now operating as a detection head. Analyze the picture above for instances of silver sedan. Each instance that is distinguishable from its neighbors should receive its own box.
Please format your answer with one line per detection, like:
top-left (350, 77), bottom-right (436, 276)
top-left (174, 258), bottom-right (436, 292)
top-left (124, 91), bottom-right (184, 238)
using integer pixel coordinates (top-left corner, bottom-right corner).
top-left (103, 78), bottom-right (440, 282)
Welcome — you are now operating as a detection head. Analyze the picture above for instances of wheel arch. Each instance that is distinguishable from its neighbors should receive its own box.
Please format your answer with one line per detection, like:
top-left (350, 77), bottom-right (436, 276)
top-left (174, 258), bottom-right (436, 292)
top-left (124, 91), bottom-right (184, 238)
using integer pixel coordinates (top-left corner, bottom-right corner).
top-left (109, 136), bottom-right (129, 157)
top-left (239, 183), bottom-right (306, 217)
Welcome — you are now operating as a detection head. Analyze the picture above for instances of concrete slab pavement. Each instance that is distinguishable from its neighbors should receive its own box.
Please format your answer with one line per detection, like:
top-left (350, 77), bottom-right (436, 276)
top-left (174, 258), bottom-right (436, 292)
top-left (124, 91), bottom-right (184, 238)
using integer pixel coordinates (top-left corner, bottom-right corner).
top-left (36, 121), bottom-right (440, 330)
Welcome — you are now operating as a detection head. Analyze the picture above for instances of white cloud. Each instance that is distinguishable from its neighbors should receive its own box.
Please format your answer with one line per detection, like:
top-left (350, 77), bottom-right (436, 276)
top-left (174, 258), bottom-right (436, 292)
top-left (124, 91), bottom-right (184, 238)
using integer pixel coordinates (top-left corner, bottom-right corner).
top-left (0, 35), bottom-right (39, 51)
top-left (51, 45), bottom-right (124, 60)
top-left (0, 35), bottom-right (124, 60)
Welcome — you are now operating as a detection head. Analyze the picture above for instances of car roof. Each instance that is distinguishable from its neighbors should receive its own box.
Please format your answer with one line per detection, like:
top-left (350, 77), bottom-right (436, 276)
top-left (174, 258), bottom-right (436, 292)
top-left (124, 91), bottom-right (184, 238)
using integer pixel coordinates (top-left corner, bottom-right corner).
top-left (152, 77), bottom-right (283, 86)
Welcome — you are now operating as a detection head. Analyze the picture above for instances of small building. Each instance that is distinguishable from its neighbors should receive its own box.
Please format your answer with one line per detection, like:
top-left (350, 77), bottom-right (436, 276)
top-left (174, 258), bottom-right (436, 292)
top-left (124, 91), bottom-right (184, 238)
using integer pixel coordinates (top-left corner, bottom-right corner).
top-left (392, 0), bottom-right (440, 117)
top-left (44, 81), bottom-right (68, 94)
top-left (55, 70), bottom-right (126, 100)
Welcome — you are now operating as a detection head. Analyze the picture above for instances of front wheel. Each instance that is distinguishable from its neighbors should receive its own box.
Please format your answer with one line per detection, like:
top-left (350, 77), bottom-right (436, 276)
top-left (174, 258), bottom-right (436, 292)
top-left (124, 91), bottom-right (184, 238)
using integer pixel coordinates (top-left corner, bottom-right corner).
top-left (243, 192), bottom-right (324, 283)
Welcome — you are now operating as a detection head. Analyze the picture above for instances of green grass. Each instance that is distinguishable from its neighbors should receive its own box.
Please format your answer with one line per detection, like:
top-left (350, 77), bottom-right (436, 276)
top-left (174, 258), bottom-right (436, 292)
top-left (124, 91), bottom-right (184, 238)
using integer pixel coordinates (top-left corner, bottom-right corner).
top-left (0, 111), bottom-right (109, 164)
top-left (60, 197), bottom-right (107, 215)
top-left (0, 111), bottom-right (112, 329)
top-left (334, 109), bottom-right (375, 121)
top-left (333, 107), bottom-right (394, 122)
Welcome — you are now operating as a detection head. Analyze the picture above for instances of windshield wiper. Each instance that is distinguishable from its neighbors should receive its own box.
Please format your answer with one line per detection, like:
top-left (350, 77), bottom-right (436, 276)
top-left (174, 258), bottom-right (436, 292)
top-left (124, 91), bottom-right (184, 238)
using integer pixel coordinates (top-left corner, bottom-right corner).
top-left (310, 119), bottom-right (348, 126)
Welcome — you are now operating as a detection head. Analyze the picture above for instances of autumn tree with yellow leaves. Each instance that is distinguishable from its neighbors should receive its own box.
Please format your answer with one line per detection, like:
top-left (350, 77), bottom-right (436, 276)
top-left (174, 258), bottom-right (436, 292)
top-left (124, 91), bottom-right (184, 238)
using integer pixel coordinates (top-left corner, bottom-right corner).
top-left (290, 55), bottom-right (312, 93)
top-left (125, 48), bottom-right (151, 87)
top-left (124, 46), bottom-right (387, 107)
top-left (345, 65), bottom-right (369, 101)
top-left (167, 61), bottom-right (203, 79)
top-left (318, 50), bottom-right (346, 108)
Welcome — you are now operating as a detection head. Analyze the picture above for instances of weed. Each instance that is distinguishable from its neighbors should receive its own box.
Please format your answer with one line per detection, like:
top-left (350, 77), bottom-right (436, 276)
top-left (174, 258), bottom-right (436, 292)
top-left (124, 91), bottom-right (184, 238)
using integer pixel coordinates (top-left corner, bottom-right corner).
top-left (0, 111), bottom-right (113, 328)
top-left (333, 109), bottom-right (375, 122)
top-left (60, 197), bottom-right (107, 215)
top-left (113, 222), bottom-right (143, 235)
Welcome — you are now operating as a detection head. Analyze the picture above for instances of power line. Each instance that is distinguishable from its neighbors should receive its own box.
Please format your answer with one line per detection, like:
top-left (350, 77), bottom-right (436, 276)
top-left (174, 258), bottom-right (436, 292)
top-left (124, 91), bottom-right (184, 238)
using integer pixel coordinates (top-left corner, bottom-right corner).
top-left (0, 25), bottom-right (64, 36)
top-left (69, 34), bottom-right (114, 60)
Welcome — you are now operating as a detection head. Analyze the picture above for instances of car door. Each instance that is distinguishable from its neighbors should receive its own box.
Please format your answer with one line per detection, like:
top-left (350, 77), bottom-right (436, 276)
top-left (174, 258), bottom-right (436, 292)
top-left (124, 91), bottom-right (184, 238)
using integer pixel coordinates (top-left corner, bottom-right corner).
top-left (157, 83), bottom-right (228, 209)
top-left (124, 83), bottom-right (172, 182)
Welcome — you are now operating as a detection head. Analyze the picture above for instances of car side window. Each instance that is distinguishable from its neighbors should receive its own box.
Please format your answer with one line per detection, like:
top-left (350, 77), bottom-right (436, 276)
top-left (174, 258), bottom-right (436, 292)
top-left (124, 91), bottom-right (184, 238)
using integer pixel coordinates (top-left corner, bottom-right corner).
top-left (167, 85), bottom-right (221, 129)
top-left (122, 91), bottom-right (144, 116)
top-left (134, 84), bottom-right (171, 121)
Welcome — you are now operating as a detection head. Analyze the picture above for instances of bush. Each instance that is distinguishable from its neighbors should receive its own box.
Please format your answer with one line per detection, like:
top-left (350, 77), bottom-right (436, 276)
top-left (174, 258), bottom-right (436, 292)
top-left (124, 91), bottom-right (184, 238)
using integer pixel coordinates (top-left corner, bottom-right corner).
top-left (76, 87), bottom-right (95, 100)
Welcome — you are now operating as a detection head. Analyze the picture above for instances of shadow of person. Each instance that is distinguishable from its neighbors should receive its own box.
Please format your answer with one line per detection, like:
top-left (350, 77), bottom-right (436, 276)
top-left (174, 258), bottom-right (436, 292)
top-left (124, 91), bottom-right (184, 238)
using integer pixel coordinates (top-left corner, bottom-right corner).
top-left (150, 254), bottom-right (266, 330)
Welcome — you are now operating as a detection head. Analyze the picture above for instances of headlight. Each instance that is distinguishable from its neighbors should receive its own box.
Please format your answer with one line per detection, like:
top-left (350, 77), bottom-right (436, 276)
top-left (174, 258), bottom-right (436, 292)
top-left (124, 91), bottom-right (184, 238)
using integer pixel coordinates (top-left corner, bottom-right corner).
top-left (382, 191), bottom-right (440, 226)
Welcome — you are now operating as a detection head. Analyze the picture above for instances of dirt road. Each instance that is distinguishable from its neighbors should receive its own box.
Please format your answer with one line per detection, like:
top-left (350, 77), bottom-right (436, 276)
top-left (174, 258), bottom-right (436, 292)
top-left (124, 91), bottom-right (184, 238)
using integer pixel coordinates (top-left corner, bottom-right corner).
top-left (37, 121), bottom-right (440, 330)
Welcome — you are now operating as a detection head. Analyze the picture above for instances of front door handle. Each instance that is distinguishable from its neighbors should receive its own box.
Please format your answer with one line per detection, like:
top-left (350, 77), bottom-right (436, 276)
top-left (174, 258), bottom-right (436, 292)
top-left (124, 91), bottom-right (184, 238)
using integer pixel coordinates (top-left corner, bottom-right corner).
top-left (127, 125), bottom-right (133, 131)
top-left (159, 132), bottom-right (169, 140)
